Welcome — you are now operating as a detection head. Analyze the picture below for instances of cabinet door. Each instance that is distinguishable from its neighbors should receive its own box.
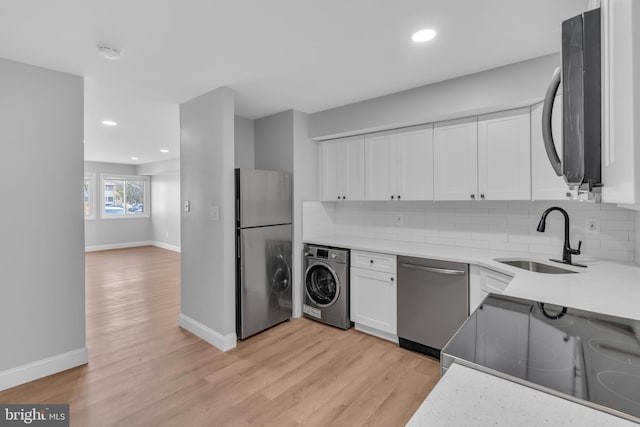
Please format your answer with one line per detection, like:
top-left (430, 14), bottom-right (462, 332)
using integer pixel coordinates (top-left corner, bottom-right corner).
top-left (478, 108), bottom-right (531, 200)
top-left (350, 267), bottom-right (397, 335)
top-left (396, 125), bottom-right (434, 200)
top-left (319, 139), bottom-right (342, 201)
top-left (531, 100), bottom-right (568, 200)
top-left (342, 136), bottom-right (365, 201)
top-left (365, 132), bottom-right (397, 200)
top-left (434, 117), bottom-right (478, 200)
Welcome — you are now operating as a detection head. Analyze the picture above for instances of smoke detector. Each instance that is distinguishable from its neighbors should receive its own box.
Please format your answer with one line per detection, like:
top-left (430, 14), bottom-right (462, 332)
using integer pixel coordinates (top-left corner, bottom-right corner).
top-left (97, 45), bottom-right (122, 60)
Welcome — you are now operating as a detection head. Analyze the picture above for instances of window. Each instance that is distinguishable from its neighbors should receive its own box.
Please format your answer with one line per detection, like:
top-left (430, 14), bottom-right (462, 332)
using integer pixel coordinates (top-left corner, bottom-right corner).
top-left (100, 174), bottom-right (150, 218)
top-left (84, 173), bottom-right (96, 219)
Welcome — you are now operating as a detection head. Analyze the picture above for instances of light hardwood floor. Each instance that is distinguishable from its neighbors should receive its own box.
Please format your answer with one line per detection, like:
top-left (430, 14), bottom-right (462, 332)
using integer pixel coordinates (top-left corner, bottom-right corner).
top-left (0, 246), bottom-right (440, 426)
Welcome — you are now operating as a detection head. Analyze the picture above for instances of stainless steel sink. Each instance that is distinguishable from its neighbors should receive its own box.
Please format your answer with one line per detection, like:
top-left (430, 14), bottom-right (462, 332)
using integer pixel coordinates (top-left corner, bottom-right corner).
top-left (494, 258), bottom-right (578, 274)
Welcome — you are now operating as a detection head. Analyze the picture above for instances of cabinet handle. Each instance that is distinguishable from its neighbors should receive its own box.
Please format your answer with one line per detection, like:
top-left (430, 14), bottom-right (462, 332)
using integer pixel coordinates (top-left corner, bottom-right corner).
top-left (369, 259), bottom-right (374, 264)
top-left (390, 277), bottom-right (394, 282)
top-left (397, 195), bottom-right (401, 200)
top-left (343, 195), bottom-right (346, 200)
top-left (337, 196), bottom-right (340, 200)
top-left (470, 194), bottom-right (476, 200)
top-left (391, 195), bottom-right (394, 199)
top-left (480, 194), bottom-right (485, 200)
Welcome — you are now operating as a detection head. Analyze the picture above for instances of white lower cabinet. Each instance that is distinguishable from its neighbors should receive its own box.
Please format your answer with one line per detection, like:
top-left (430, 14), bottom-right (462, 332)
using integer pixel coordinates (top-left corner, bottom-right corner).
top-left (350, 250), bottom-right (397, 342)
top-left (469, 266), bottom-right (513, 314)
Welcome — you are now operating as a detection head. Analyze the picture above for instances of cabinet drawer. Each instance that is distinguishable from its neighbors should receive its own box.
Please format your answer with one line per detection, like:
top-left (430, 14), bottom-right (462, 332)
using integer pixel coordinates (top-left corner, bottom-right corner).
top-left (351, 250), bottom-right (397, 274)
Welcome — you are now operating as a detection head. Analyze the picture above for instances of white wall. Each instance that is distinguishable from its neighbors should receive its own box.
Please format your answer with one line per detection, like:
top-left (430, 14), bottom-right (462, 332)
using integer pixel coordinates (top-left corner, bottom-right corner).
top-left (180, 86), bottom-right (236, 351)
top-left (304, 201), bottom-right (636, 263)
top-left (235, 115), bottom-right (255, 168)
top-left (137, 159), bottom-right (181, 251)
top-left (149, 172), bottom-right (180, 251)
top-left (309, 54), bottom-right (559, 140)
top-left (0, 57), bottom-right (86, 389)
top-left (84, 161), bottom-right (153, 250)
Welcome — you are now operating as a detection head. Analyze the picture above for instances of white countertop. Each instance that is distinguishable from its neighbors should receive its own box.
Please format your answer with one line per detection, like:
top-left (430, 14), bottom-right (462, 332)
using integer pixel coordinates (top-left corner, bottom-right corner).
top-left (304, 235), bottom-right (640, 321)
top-left (303, 235), bottom-right (640, 425)
top-left (406, 364), bottom-right (638, 427)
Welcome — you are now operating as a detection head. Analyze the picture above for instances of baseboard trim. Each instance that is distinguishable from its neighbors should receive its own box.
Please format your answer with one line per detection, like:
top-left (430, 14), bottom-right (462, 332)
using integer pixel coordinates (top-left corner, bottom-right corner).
top-left (85, 241), bottom-right (152, 252)
top-left (150, 241), bottom-right (181, 253)
top-left (179, 314), bottom-right (236, 352)
top-left (0, 347), bottom-right (88, 392)
top-left (354, 323), bottom-right (399, 344)
top-left (85, 241), bottom-right (181, 253)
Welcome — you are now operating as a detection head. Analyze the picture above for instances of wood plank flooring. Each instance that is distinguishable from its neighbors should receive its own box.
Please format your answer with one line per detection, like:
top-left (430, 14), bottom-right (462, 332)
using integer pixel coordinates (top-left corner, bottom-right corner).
top-left (0, 246), bottom-right (440, 426)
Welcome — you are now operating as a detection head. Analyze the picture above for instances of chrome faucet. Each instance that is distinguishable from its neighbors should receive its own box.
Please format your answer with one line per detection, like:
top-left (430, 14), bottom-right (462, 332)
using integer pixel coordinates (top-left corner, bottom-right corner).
top-left (536, 206), bottom-right (586, 268)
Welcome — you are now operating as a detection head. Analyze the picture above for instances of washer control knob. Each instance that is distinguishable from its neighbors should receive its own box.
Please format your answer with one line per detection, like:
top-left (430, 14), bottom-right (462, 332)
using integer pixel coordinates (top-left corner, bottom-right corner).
top-left (330, 253), bottom-right (337, 259)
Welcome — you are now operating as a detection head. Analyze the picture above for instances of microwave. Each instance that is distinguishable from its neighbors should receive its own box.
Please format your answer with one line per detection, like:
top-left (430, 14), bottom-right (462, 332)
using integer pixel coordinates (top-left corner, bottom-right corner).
top-left (542, 8), bottom-right (602, 201)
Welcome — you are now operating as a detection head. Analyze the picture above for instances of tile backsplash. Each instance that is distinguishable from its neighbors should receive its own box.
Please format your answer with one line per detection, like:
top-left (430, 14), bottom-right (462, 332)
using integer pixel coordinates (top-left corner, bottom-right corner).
top-left (303, 200), bottom-right (637, 263)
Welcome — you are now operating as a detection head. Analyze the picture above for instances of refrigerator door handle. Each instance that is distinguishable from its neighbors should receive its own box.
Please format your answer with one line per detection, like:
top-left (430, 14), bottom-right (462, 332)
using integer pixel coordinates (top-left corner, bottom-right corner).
top-left (237, 233), bottom-right (241, 259)
top-left (542, 67), bottom-right (563, 177)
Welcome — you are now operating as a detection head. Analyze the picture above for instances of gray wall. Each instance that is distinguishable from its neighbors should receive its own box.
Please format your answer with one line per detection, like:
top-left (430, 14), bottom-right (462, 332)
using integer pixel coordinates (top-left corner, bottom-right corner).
top-left (292, 111), bottom-right (319, 317)
top-left (309, 54), bottom-right (559, 139)
top-left (636, 211), bottom-right (640, 265)
top-left (254, 110), bottom-right (319, 318)
top-left (180, 86), bottom-right (236, 339)
top-left (255, 111), bottom-right (294, 173)
top-left (0, 58), bottom-right (85, 371)
top-left (84, 161), bottom-right (153, 249)
top-left (235, 115), bottom-right (255, 168)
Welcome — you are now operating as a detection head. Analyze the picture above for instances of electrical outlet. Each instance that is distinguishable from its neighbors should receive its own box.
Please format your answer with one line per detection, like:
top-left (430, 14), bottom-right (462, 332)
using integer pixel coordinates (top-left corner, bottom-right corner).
top-left (395, 214), bottom-right (403, 226)
top-left (585, 218), bottom-right (600, 234)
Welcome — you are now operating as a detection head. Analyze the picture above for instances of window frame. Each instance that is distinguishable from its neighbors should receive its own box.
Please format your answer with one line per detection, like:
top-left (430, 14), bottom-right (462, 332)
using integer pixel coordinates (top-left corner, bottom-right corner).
top-left (84, 173), bottom-right (96, 220)
top-left (99, 173), bottom-right (151, 219)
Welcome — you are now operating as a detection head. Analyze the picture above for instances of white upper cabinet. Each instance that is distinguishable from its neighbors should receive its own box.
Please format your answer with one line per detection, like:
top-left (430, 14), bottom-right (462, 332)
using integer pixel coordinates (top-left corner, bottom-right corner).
top-left (434, 117), bottom-right (478, 200)
top-left (478, 108), bottom-right (531, 200)
top-left (396, 125), bottom-right (434, 200)
top-left (319, 136), bottom-right (365, 201)
top-left (319, 139), bottom-right (341, 201)
top-left (365, 131), bottom-right (397, 201)
top-left (343, 137), bottom-right (366, 200)
top-left (365, 125), bottom-right (434, 201)
top-left (601, 0), bottom-right (640, 205)
top-left (531, 99), bottom-right (568, 200)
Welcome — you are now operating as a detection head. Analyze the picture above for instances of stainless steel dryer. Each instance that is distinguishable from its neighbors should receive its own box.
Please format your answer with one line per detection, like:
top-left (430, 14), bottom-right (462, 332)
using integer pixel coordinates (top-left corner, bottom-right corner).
top-left (302, 244), bottom-right (352, 330)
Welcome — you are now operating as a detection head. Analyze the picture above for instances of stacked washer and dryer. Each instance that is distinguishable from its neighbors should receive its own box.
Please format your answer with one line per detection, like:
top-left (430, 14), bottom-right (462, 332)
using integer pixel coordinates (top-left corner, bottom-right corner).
top-left (302, 244), bottom-right (352, 329)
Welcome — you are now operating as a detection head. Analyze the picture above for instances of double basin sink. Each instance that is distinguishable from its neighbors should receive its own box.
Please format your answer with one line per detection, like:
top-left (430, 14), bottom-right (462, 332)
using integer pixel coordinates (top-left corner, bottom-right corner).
top-left (495, 258), bottom-right (577, 274)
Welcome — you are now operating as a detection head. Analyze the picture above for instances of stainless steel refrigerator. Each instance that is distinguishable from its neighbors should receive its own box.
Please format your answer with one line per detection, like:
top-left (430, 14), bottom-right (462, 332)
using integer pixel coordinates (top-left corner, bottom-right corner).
top-left (235, 168), bottom-right (292, 340)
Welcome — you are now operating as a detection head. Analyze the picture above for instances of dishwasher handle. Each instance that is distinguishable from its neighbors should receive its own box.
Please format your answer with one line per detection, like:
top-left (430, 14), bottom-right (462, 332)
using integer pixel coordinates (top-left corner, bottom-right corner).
top-left (399, 263), bottom-right (466, 276)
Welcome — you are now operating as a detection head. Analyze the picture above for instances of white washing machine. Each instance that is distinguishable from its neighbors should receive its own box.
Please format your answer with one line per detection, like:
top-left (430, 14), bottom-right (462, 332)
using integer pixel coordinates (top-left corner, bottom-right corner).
top-left (302, 244), bottom-right (352, 330)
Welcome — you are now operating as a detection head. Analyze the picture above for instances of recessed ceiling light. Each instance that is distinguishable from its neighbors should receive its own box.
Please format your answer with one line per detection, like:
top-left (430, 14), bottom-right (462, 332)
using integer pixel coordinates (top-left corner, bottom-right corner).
top-left (130, 157), bottom-right (139, 160)
top-left (101, 120), bottom-right (118, 126)
top-left (160, 149), bottom-right (169, 153)
top-left (412, 29), bottom-right (437, 43)
top-left (97, 45), bottom-right (122, 60)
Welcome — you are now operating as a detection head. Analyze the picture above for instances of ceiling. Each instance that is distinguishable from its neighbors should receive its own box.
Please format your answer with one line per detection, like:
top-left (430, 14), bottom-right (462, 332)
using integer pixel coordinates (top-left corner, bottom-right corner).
top-left (0, 0), bottom-right (589, 165)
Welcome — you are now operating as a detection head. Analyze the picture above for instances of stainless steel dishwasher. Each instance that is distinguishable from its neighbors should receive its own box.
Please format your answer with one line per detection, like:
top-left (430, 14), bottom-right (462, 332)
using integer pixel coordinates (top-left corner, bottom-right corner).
top-left (397, 256), bottom-right (469, 359)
